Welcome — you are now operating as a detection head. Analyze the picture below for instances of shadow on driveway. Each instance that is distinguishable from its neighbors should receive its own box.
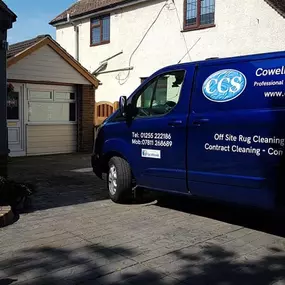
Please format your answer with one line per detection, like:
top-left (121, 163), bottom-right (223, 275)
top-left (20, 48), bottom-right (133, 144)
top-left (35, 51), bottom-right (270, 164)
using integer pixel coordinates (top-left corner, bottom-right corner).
top-left (7, 154), bottom-right (109, 212)
top-left (0, 242), bottom-right (285, 284)
top-left (6, 153), bottom-right (285, 239)
top-left (154, 194), bottom-right (285, 238)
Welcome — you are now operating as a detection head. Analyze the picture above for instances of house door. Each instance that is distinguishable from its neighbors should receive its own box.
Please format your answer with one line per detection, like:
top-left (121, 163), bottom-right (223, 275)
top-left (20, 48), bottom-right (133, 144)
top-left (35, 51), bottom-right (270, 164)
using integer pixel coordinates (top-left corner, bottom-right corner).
top-left (7, 83), bottom-right (25, 156)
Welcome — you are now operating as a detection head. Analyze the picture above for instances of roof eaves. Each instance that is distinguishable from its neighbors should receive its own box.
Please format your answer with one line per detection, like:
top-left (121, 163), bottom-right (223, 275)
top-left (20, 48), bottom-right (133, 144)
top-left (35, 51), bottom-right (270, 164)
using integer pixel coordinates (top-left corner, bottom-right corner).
top-left (7, 34), bottom-right (51, 58)
top-left (264, 0), bottom-right (285, 18)
top-left (0, 1), bottom-right (17, 21)
top-left (49, 3), bottom-right (121, 25)
top-left (49, 1), bottom-right (79, 25)
top-left (49, 0), bottom-right (148, 25)
top-left (7, 37), bottom-right (49, 67)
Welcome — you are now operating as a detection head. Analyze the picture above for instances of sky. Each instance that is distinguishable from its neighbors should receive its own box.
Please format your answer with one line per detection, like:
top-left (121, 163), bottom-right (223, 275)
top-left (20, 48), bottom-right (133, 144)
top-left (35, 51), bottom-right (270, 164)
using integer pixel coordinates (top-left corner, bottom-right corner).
top-left (5, 0), bottom-right (75, 44)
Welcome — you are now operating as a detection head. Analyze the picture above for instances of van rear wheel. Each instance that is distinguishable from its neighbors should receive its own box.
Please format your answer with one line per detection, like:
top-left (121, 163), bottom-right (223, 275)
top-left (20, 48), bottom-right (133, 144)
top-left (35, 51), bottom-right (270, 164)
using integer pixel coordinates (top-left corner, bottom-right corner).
top-left (107, 157), bottom-right (132, 203)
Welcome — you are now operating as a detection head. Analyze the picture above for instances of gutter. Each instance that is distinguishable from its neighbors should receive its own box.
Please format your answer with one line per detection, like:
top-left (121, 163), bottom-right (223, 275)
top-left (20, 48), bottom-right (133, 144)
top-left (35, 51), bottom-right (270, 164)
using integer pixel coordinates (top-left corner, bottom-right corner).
top-left (0, 1), bottom-right (17, 21)
top-left (50, 0), bottom-right (154, 26)
top-left (264, 0), bottom-right (285, 18)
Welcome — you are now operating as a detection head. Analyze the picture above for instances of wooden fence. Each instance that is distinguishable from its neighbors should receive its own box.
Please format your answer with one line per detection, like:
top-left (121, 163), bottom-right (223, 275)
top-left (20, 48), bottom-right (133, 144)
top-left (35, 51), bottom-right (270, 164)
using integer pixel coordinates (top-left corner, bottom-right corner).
top-left (94, 101), bottom-right (119, 126)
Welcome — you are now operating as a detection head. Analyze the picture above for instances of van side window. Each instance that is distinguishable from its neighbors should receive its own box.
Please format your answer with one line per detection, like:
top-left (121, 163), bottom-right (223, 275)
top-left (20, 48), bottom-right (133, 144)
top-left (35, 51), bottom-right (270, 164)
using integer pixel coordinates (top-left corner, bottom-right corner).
top-left (134, 70), bottom-right (185, 117)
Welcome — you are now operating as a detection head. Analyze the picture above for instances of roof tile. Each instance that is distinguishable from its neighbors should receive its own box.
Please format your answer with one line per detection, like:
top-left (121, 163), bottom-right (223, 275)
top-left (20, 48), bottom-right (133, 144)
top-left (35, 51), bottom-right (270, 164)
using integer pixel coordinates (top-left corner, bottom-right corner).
top-left (50, 0), bottom-right (285, 26)
top-left (50, 0), bottom-right (137, 24)
top-left (7, 35), bottom-right (51, 58)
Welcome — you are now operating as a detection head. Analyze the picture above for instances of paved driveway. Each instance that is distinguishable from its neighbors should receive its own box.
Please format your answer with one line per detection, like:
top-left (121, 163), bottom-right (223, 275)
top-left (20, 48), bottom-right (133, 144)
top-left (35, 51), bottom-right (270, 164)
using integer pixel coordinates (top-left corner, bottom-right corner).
top-left (0, 154), bottom-right (285, 285)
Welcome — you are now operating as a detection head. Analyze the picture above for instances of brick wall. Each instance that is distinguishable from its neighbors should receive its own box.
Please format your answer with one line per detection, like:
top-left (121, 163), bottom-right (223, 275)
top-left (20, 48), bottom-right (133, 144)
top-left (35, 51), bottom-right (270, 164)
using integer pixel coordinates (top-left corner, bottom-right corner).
top-left (78, 84), bottom-right (95, 152)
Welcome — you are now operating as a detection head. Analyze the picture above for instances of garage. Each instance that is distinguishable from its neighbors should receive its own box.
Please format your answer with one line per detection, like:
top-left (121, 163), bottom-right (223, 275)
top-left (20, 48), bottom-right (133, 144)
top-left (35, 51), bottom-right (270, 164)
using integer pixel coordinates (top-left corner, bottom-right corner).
top-left (7, 34), bottom-right (98, 157)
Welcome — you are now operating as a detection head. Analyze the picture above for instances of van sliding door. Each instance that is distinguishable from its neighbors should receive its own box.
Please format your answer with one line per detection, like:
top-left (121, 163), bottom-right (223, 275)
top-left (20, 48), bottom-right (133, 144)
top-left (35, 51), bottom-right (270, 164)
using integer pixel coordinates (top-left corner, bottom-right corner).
top-left (187, 58), bottom-right (285, 209)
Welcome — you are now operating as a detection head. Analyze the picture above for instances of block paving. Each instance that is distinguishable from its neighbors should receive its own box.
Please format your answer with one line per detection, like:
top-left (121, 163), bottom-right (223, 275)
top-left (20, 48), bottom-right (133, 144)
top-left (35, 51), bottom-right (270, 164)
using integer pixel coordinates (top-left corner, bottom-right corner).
top-left (0, 154), bottom-right (285, 284)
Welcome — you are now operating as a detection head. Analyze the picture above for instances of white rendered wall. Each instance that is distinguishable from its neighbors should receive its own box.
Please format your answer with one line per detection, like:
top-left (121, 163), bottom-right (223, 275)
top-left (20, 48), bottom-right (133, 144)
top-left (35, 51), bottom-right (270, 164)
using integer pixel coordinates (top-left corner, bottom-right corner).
top-left (55, 0), bottom-right (285, 103)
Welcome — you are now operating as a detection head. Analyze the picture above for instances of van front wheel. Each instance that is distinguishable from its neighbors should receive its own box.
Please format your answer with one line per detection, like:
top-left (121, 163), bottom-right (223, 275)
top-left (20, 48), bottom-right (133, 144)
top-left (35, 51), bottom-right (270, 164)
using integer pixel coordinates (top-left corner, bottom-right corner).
top-left (107, 157), bottom-right (132, 203)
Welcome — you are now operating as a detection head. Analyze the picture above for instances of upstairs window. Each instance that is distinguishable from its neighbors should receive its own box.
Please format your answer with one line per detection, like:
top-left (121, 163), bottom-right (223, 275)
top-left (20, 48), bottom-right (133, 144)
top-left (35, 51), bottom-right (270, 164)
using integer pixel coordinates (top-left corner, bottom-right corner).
top-left (90, 14), bottom-right (110, 46)
top-left (184, 0), bottom-right (215, 31)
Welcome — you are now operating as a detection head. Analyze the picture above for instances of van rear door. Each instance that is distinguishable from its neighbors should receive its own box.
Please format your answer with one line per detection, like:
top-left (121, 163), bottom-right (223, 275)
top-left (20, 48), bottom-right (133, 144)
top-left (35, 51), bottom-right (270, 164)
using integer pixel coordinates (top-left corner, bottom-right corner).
top-left (187, 56), bottom-right (285, 208)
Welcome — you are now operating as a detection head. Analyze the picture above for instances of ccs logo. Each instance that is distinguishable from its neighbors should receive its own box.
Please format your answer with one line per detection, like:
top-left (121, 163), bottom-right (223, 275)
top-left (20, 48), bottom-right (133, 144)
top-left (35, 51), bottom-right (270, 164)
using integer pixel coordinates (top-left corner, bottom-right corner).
top-left (202, 69), bottom-right (247, 102)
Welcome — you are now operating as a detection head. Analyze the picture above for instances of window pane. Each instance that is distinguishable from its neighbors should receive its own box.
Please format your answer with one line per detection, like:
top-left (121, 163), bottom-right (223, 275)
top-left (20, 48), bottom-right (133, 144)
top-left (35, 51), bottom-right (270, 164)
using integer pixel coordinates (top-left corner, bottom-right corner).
top-left (70, 93), bottom-right (75, 100)
top-left (69, 103), bottom-right (76, 122)
top-left (29, 90), bottom-right (52, 100)
top-left (152, 71), bottom-right (185, 115)
top-left (165, 71), bottom-right (185, 104)
top-left (200, 0), bottom-right (215, 25)
top-left (185, 0), bottom-right (197, 26)
top-left (135, 70), bottom-right (185, 117)
top-left (55, 92), bottom-right (76, 101)
top-left (28, 102), bottom-right (76, 122)
top-left (7, 91), bottom-right (19, 120)
top-left (92, 27), bottom-right (101, 45)
top-left (153, 77), bottom-right (168, 105)
top-left (91, 18), bottom-right (100, 25)
top-left (102, 16), bottom-right (110, 41)
top-left (137, 81), bottom-right (156, 109)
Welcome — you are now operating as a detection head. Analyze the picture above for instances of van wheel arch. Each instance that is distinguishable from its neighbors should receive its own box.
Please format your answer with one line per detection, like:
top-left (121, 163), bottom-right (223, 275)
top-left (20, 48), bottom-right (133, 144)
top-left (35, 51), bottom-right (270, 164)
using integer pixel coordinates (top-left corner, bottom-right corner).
top-left (103, 152), bottom-right (126, 172)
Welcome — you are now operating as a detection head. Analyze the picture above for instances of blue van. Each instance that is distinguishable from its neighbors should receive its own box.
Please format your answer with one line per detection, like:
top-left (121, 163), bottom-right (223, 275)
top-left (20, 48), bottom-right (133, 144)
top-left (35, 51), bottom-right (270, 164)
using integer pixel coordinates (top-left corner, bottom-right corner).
top-left (91, 51), bottom-right (285, 210)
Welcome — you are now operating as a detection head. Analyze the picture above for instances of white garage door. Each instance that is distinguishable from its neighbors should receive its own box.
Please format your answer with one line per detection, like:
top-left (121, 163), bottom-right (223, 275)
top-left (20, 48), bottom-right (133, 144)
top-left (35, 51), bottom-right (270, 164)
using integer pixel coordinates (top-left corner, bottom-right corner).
top-left (26, 84), bottom-right (77, 156)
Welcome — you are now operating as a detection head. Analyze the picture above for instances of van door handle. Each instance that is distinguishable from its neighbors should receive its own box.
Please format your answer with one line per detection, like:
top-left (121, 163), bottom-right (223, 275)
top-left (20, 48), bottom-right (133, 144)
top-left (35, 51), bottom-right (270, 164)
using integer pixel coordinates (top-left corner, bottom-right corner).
top-left (168, 120), bottom-right (183, 127)
top-left (192, 118), bottom-right (209, 126)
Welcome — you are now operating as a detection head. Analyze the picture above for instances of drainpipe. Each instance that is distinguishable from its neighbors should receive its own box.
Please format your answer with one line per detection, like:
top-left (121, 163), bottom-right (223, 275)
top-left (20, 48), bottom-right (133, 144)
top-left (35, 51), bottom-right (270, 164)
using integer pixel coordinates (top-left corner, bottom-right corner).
top-left (67, 13), bottom-right (79, 61)
top-left (74, 25), bottom-right (79, 61)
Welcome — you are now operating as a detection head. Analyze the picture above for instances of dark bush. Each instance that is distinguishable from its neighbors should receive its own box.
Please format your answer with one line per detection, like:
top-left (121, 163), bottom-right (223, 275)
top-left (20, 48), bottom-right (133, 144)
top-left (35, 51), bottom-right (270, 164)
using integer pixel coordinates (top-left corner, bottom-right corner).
top-left (0, 176), bottom-right (36, 213)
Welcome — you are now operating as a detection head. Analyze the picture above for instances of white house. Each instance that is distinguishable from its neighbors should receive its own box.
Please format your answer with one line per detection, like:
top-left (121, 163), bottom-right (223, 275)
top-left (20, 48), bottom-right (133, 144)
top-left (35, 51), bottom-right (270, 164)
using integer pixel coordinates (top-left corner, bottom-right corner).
top-left (50, 0), bottom-right (285, 104)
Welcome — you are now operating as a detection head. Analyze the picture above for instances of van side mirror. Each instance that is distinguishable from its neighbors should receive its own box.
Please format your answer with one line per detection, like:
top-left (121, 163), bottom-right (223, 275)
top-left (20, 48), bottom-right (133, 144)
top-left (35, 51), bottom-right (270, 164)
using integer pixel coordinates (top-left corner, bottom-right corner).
top-left (119, 96), bottom-right (127, 117)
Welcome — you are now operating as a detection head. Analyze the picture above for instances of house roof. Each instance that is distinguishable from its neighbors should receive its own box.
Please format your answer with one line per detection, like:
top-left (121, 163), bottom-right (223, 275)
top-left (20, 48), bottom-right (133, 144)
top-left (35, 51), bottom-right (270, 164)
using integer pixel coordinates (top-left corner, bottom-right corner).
top-left (50, 0), bottom-right (285, 25)
top-left (0, 1), bottom-right (17, 21)
top-left (49, 0), bottom-right (147, 25)
top-left (7, 35), bottom-right (99, 87)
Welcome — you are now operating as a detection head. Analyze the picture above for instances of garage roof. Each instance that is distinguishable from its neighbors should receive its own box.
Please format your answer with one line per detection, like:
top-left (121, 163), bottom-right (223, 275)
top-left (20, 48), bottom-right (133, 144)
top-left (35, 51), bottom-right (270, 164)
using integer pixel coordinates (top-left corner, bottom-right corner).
top-left (7, 35), bottom-right (99, 87)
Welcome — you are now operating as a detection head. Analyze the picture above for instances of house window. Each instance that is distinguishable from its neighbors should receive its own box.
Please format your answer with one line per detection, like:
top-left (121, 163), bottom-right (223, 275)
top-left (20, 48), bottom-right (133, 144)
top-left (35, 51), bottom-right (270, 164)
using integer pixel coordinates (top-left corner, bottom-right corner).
top-left (7, 91), bottom-right (19, 120)
top-left (184, 0), bottom-right (215, 31)
top-left (90, 15), bottom-right (110, 46)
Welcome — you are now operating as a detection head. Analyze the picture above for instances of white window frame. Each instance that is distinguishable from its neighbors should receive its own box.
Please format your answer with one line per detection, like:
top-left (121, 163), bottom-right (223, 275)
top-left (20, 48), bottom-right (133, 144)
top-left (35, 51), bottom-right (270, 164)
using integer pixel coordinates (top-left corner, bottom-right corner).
top-left (27, 87), bottom-right (77, 125)
top-left (28, 89), bottom-right (53, 102)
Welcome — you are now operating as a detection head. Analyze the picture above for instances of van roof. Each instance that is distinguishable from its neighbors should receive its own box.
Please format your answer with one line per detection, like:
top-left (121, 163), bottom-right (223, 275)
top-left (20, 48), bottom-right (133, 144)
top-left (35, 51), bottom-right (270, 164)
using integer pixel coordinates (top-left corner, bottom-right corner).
top-left (166, 50), bottom-right (285, 70)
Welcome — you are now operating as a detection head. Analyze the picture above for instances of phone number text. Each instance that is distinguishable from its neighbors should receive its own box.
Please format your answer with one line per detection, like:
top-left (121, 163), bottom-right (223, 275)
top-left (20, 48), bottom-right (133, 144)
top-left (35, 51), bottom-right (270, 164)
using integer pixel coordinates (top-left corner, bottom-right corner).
top-left (132, 132), bottom-right (172, 140)
top-left (132, 139), bottom-right (173, 147)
